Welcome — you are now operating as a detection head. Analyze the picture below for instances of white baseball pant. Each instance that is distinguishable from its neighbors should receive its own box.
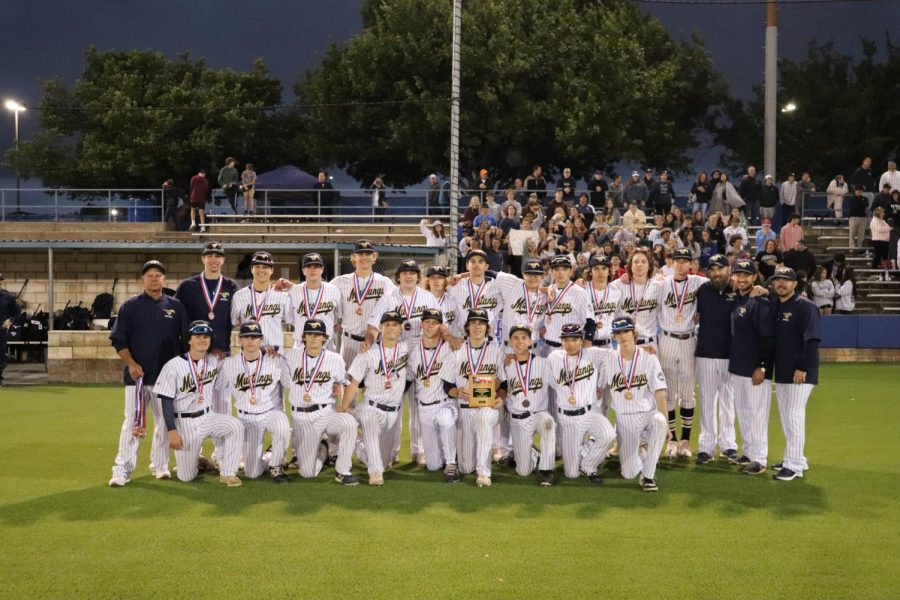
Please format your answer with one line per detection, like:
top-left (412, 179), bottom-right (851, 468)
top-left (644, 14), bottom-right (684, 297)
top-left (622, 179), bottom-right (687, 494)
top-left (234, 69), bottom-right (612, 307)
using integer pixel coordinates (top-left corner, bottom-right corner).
top-left (775, 383), bottom-right (813, 473)
top-left (339, 334), bottom-right (363, 367)
top-left (558, 411), bottom-right (616, 478)
top-left (356, 402), bottom-right (401, 474)
top-left (209, 387), bottom-right (231, 464)
top-left (457, 407), bottom-right (499, 477)
top-left (509, 411), bottom-right (556, 476)
top-left (418, 400), bottom-right (459, 470)
top-left (111, 385), bottom-right (169, 479)
top-left (291, 406), bottom-right (357, 477)
top-left (696, 357), bottom-right (737, 455)
top-left (616, 411), bottom-right (667, 480)
top-left (173, 412), bottom-right (243, 480)
top-left (239, 409), bottom-right (291, 478)
top-left (493, 406), bottom-right (511, 458)
top-left (659, 335), bottom-right (697, 410)
top-left (730, 374), bottom-right (772, 465)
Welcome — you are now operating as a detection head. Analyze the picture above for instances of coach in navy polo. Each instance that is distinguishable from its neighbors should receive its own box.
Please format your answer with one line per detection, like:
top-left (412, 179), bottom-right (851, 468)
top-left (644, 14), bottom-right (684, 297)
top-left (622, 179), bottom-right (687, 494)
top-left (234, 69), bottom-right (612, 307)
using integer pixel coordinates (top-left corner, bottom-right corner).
top-left (108, 260), bottom-right (189, 487)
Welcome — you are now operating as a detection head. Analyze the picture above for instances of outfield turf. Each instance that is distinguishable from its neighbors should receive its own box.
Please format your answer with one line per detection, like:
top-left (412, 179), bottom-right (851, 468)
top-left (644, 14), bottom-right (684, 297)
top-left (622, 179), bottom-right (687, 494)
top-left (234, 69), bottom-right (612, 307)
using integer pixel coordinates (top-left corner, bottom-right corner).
top-left (1, 363), bottom-right (898, 599)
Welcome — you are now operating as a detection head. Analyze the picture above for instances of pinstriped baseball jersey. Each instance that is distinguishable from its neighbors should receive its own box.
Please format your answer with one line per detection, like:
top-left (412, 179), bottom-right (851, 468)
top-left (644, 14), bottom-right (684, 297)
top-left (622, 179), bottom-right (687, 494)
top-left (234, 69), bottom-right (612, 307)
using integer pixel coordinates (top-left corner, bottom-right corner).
top-left (499, 281), bottom-right (548, 343)
top-left (658, 274), bottom-right (707, 333)
top-left (433, 292), bottom-right (461, 337)
top-left (438, 339), bottom-right (506, 391)
top-left (587, 283), bottom-right (623, 341)
top-left (602, 348), bottom-right (666, 414)
top-left (288, 281), bottom-right (343, 346)
top-left (331, 272), bottom-right (397, 337)
top-left (280, 348), bottom-right (346, 406)
top-left (215, 353), bottom-right (285, 414)
top-left (547, 347), bottom-right (608, 409)
top-left (405, 339), bottom-right (452, 404)
top-left (347, 341), bottom-right (410, 406)
top-left (155, 354), bottom-right (221, 412)
top-left (501, 353), bottom-right (551, 413)
top-left (447, 274), bottom-right (507, 329)
top-left (367, 287), bottom-right (440, 341)
top-left (543, 282), bottom-right (592, 344)
top-left (610, 278), bottom-right (663, 340)
top-left (230, 286), bottom-right (293, 349)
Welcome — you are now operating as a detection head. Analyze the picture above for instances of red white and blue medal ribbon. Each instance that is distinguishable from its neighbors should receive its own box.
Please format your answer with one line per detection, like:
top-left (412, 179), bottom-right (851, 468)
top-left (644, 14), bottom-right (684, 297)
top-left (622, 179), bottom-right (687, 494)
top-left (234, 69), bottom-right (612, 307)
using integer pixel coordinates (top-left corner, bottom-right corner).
top-left (420, 338), bottom-right (444, 379)
top-left (251, 287), bottom-right (270, 322)
top-left (353, 274), bottom-right (375, 308)
top-left (466, 342), bottom-right (487, 377)
top-left (513, 353), bottom-right (532, 400)
top-left (591, 284), bottom-right (610, 317)
top-left (565, 349), bottom-right (582, 398)
top-left (186, 353), bottom-right (208, 403)
top-left (629, 281), bottom-right (646, 315)
top-left (401, 289), bottom-right (419, 322)
top-left (618, 347), bottom-right (640, 399)
top-left (132, 376), bottom-right (147, 437)
top-left (522, 284), bottom-right (541, 325)
top-left (201, 276), bottom-right (224, 319)
top-left (303, 284), bottom-right (324, 319)
top-left (242, 353), bottom-right (264, 404)
top-left (301, 351), bottom-right (326, 397)
top-left (671, 278), bottom-right (688, 317)
top-left (467, 279), bottom-right (487, 311)
top-left (379, 342), bottom-right (400, 389)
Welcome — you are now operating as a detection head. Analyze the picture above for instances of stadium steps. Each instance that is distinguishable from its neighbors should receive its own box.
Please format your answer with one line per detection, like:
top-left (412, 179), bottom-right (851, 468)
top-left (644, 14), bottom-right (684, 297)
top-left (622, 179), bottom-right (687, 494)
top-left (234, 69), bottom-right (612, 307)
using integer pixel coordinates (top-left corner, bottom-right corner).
top-left (0, 222), bottom-right (165, 242)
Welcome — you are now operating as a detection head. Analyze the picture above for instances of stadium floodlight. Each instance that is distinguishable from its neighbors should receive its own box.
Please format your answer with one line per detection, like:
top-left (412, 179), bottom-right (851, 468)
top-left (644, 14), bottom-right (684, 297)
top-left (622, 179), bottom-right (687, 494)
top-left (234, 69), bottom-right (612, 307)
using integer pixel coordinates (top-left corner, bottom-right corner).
top-left (781, 102), bottom-right (797, 113)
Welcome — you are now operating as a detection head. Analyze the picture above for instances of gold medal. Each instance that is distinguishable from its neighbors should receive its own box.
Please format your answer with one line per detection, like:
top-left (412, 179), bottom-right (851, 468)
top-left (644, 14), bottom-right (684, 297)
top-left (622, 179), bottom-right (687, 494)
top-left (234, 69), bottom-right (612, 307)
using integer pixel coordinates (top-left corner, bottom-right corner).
top-left (423, 378), bottom-right (431, 387)
top-left (385, 380), bottom-right (392, 390)
top-left (568, 395), bottom-right (576, 405)
top-left (250, 394), bottom-right (258, 405)
top-left (303, 393), bottom-right (311, 403)
top-left (522, 398), bottom-right (530, 408)
top-left (676, 313), bottom-right (684, 323)
top-left (208, 311), bottom-right (215, 320)
top-left (355, 306), bottom-right (363, 316)
top-left (624, 390), bottom-right (633, 400)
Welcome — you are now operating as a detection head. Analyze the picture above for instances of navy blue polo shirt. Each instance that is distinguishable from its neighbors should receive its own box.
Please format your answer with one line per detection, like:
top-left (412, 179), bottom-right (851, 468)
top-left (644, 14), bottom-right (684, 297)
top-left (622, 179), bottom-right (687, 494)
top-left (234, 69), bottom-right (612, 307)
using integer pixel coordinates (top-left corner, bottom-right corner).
top-left (772, 293), bottom-right (820, 385)
top-left (0, 289), bottom-right (21, 325)
top-left (175, 274), bottom-right (239, 353)
top-left (728, 292), bottom-right (775, 378)
top-left (695, 281), bottom-right (737, 359)
top-left (109, 293), bottom-right (188, 386)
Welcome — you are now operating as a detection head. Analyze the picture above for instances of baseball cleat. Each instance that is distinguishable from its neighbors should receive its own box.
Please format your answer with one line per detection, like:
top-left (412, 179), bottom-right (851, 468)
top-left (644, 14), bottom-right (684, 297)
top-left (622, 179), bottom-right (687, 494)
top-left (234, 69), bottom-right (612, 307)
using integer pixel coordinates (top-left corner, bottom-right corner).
top-left (153, 469), bottom-right (172, 480)
top-left (742, 462), bottom-right (766, 475)
top-left (539, 470), bottom-right (555, 487)
top-left (285, 455), bottom-right (298, 470)
top-left (475, 475), bottom-right (492, 488)
top-left (108, 476), bottom-right (130, 487)
top-left (678, 440), bottom-right (692, 458)
top-left (730, 454), bottom-right (751, 465)
top-left (640, 475), bottom-right (659, 492)
top-left (197, 456), bottom-right (215, 473)
top-left (368, 472), bottom-right (384, 486)
top-left (270, 465), bottom-right (290, 483)
top-left (586, 473), bottom-right (604, 485)
top-left (773, 467), bottom-right (803, 481)
top-left (664, 441), bottom-right (678, 459)
top-left (695, 452), bottom-right (714, 465)
top-left (721, 449), bottom-right (738, 462)
top-left (219, 475), bottom-right (242, 487)
top-left (772, 462), bottom-right (784, 471)
top-left (416, 453), bottom-right (427, 467)
top-left (335, 473), bottom-right (360, 486)
top-left (443, 463), bottom-right (461, 483)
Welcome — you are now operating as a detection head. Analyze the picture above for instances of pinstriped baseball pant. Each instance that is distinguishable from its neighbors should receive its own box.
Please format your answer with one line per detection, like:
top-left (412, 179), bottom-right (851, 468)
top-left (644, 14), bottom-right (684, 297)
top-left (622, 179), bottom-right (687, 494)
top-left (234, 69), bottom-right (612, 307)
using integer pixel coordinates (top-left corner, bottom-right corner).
top-left (457, 407), bottom-right (499, 477)
top-left (509, 411), bottom-right (556, 475)
top-left (557, 411), bottom-right (615, 478)
top-left (239, 409), bottom-right (291, 478)
top-left (731, 374), bottom-right (772, 465)
top-left (775, 383), bottom-right (813, 473)
top-left (418, 401), bottom-right (459, 470)
top-left (658, 335), bottom-right (697, 410)
top-left (356, 402), bottom-right (401, 475)
top-left (696, 358), bottom-right (737, 455)
top-left (112, 385), bottom-right (169, 479)
top-left (291, 406), bottom-right (357, 477)
top-left (174, 413), bottom-right (243, 480)
top-left (616, 411), bottom-right (667, 480)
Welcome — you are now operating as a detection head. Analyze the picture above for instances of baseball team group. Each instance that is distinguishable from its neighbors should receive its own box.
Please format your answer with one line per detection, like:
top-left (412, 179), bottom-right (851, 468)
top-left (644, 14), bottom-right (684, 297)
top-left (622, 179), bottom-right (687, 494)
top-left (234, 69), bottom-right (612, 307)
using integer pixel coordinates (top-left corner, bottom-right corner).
top-left (108, 238), bottom-right (820, 492)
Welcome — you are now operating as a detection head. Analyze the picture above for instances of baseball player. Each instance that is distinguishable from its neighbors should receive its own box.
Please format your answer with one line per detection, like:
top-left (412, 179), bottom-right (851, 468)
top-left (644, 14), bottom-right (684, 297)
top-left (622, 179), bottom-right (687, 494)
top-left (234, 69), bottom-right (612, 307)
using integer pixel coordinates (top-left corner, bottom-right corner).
top-left (281, 319), bottom-right (359, 485)
top-left (610, 248), bottom-right (663, 349)
top-left (769, 267), bottom-right (820, 481)
top-left (657, 248), bottom-right (707, 459)
top-left (438, 309), bottom-right (506, 488)
top-left (340, 310), bottom-right (410, 486)
top-left (423, 265), bottom-right (462, 339)
top-left (216, 320), bottom-right (292, 483)
top-left (278, 253), bottom-right (343, 349)
top-left (541, 255), bottom-right (594, 353)
top-left (728, 259), bottom-right (775, 475)
top-left (603, 316), bottom-right (668, 492)
top-left (230, 251), bottom-right (293, 354)
top-left (446, 250), bottom-right (508, 331)
top-left (586, 254), bottom-right (623, 418)
top-left (499, 324), bottom-right (556, 485)
top-left (497, 259), bottom-right (547, 347)
top-left (331, 239), bottom-right (397, 367)
top-left (546, 323), bottom-right (616, 482)
top-left (405, 308), bottom-right (460, 482)
top-left (694, 254), bottom-right (739, 465)
top-left (156, 321), bottom-right (243, 486)
top-left (108, 260), bottom-right (188, 487)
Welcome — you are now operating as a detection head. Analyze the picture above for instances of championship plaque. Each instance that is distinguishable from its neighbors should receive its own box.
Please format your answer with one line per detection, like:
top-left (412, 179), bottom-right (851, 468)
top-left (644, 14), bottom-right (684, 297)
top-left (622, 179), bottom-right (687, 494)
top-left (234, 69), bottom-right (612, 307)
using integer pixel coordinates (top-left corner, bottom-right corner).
top-left (467, 374), bottom-right (497, 408)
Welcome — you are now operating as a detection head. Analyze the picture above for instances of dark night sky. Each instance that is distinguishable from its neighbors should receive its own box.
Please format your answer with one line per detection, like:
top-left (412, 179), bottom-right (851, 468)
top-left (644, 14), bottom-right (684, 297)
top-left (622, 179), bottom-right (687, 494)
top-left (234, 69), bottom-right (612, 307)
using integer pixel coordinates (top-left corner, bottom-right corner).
top-left (0, 0), bottom-right (891, 178)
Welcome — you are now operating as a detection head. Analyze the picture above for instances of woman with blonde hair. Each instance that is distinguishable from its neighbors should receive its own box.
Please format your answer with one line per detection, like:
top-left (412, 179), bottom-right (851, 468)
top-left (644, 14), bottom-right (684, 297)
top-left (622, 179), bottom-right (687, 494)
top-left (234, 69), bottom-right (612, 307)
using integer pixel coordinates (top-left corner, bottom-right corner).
top-left (420, 219), bottom-right (450, 266)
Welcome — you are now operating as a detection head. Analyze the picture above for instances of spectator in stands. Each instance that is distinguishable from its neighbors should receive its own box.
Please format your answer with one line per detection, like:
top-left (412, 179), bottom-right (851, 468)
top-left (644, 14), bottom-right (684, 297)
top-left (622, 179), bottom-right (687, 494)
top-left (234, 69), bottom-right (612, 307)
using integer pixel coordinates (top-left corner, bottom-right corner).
top-left (850, 157), bottom-right (876, 207)
top-left (780, 172), bottom-right (799, 225)
top-left (798, 172), bottom-right (817, 212)
top-left (217, 157), bottom-right (240, 214)
top-left (650, 170), bottom-right (676, 216)
top-left (498, 205), bottom-right (520, 238)
top-left (879, 161), bottom-right (900, 194)
top-left (705, 212), bottom-right (727, 253)
top-left (588, 171), bottom-right (608, 206)
top-left (848, 186), bottom-right (870, 251)
top-left (892, 190), bottom-right (900, 227)
top-left (690, 171), bottom-right (712, 218)
top-left (545, 189), bottom-right (567, 220)
top-left (241, 163), bottom-right (257, 217)
top-left (484, 192), bottom-right (502, 222)
top-left (501, 189), bottom-right (522, 219)
top-left (624, 171), bottom-right (649, 209)
top-left (524, 165), bottom-right (547, 201)
top-left (486, 236), bottom-right (508, 272)
top-left (647, 214), bottom-right (666, 245)
top-left (622, 200), bottom-right (647, 233)
top-left (463, 196), bottom-right (481, 227)
top-left (870, 206), bottom-right (892, 270)
top-left (710, 172), bottom-right (743, 216)
top-left (161, 178), bottom-right (183, 231)
top-left (755, 218), bottom-right (777, 251)
top-left (871, 183), bottom-right (894, 226)
top-left (833, 267), bottom-right (856, 314)
top-left (723, 215), bottom-right (748, 250)
top-left (0, 272), bottom-right (22, 386)
top-left (475, 168), bottom-right (492, 201)
top-left (427, 174), bottom-right (441, 210)
top-left (698, 229), bottom-right (718, 270)
top-left (826, 174), bottom-right (849, 220)
top-left (510, 178), bottom-right (528, 204)
top-left (370, 175), bottom-right (388, 220)
top-left (576, 193), bottom-right (596, 228)
top-left (784, 238), bottom-right (817, 277)
top-left (312, 170), bottom-right (333, 218)
top-left (809, 266), bottom-right (835, 315)
top-left (681, 228), bottom-right (700, 259)
top-left (473, 205), bottom-right (497, 229)
top-left (759, 175), bottom-right (779, 223)
top-left (601, 198), bottom-right (621, 227)
top-left (822, 252), bottom-right (846, 281)
top-left (728, 206), bottom-right (748, 230)
top-left (607, 174), bottom-right (624, 208)
top-left (189, 169), bottom-right (210, 233)
top-left (780, 213), bottom-right (804, 253)
top-left (795, 269), bottom-right (810, 298)
top-left (420, 219), bottom-right (449, 267)
top-left (755, 238), bottom-right (783, 281)
top-left (727, 235), bottom-right (749, 261)
top-left (642, 169), bottom-right (656, 193)
top-left (739, 165), bottom-right (762, 225)
top-left (557, 167), bottom-right (577, 201)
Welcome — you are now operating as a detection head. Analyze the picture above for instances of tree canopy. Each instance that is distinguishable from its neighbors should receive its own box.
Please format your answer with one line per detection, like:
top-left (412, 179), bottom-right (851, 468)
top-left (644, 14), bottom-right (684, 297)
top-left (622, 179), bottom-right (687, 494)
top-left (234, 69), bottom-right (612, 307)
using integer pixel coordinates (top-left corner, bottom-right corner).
top-left (714, 39), bottom-right (900, 182)
top-left (295, 0), bottom-right (728, 186)
top-left (4, 48), bottom-right (296, 189)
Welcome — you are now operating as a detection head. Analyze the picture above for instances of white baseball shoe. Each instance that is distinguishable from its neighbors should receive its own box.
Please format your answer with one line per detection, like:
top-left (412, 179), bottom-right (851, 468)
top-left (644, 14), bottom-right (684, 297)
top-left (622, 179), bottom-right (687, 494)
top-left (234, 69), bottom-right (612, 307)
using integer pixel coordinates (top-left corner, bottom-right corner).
top-left (219, 475), bottom-right (242, 487)
top-left (664, 441), bottom-right (678, 459)
top-left (476, 475), bottom-right (492, 488)
top-left (108, 475), bottom-right (130, 487)
top-left (153, 469), bottom-right (171, 480)
top-left (369, 472), bottom-right (384, 486)
top-left (416, 453), bottom-right (427, 467)
top-left (677, 440), bottom-right (692, 458)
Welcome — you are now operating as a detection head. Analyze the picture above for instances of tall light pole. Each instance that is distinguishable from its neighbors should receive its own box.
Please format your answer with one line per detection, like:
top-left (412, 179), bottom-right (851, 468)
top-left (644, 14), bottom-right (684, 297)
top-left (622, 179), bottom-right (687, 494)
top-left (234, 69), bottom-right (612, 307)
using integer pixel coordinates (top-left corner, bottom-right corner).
top-left (4, 99), bottom-right (26, 213)
top-left (448, 0), bottom-right (462, 274)
top-left (763, 0), bottom-right (777, 180)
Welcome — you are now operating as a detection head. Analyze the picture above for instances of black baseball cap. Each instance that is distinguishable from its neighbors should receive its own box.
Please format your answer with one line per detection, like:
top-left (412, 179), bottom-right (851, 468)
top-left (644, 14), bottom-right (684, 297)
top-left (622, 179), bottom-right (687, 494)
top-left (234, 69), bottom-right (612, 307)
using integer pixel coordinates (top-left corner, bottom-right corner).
top-left (353, 240), bottom-right (376, 253)
top-left (302, 253), bottom-right (324, 267)
top-left (550, 254), bottom-right (572, 268)
top-left (380, 310), bottom-right (404, 325)
top-left (421, 308), bottom-right (443, 323)
top-left (426, 265), bottom-right (449, 278)
top-left (522, 260), bottom-right (544, 275)
top-left (251, 251), bottom-right (274, 267)
top-left (239, 320), bottom-right (264, 337)
top-left (141, 260), bottom-right (166, 275)
top-left (466, 249), bottom-right (489, 262)
top-left (395, 259), bottom-right (420, 274)
top-left (560, 323), bottom-right (584, 338)
top-left (672, 248), bottom-right (692, 261)
top-left (708, 254), bottom-right (729, 268)
top-left (202, 242), bottom-right (225, 256)
top-left (465, 309), bottom-right (490, 324)
top-left (589, 254), bottom-right (611, 268)
top-left (769, 266), bottom-right (797, 281)
top-left (732, 260), bottom-right (758, 275)
top-left (508, 324), bottom-right (533, 338)
top-left (188, 320), bottom-right (213, 335)
top-left (302, 318), bottom-right (328, 336)
top-left (611, 316), bottom-right (635, 333)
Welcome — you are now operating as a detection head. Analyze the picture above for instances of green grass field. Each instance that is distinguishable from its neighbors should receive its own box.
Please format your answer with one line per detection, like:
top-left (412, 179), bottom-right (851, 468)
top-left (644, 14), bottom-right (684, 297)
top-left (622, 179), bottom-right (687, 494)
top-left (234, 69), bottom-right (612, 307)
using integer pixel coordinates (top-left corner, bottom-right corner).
top-left (1, 363), bottom-right (898, 599)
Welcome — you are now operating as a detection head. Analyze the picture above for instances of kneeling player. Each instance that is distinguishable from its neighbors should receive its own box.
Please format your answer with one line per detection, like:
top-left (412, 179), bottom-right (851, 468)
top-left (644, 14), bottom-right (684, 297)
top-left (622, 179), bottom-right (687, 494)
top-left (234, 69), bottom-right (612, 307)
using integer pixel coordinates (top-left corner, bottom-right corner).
top-left (157, 321), bottom-right (244, 486)
top-left (501, 325), bottom-right (556, 486)
top-left (606, 317), bottom-right (669, 492)
top-left (282, 319), bottom-right (359, 485)
top-left (340, 310), bottom-right (410, 486)
top-left (216, 320), bottom-right (292, 483)
top-left (406, 308), bottom-right (460, 482)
